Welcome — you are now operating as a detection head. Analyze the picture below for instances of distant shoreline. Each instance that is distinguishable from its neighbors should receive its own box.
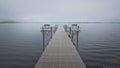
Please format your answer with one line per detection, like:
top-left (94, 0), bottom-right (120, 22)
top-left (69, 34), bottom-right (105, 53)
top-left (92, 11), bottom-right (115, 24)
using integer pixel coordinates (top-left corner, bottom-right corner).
top-left (0, 21), bottom-right (120, 24)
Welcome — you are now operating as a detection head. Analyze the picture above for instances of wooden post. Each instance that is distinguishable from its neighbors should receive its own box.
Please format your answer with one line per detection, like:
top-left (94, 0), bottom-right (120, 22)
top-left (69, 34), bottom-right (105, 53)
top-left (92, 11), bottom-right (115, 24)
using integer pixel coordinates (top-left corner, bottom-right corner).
top-left (51, 27), bottom-right (52, 39)
top-left (72, 29), bottom-right (74, 43)
top-left (69, 27), bottom-right (71, 37)
top-left (42, 27), bottom-right (45, 51)
top-left (76, 30), bottom-right (79, 49)
top-left (76, 26), bottom-right (79, 49)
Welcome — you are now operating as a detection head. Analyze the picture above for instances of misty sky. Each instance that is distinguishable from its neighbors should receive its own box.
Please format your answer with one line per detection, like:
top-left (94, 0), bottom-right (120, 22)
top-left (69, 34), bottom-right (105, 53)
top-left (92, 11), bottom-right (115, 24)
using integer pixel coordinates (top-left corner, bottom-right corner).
top-left (0, 0), bottom-right (120, 22)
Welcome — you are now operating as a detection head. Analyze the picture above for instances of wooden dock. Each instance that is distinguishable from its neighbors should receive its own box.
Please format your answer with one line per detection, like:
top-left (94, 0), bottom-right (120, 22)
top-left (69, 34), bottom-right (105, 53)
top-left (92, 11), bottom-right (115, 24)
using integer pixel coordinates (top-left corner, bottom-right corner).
top-left (35, 26), bottom-right (86, 68)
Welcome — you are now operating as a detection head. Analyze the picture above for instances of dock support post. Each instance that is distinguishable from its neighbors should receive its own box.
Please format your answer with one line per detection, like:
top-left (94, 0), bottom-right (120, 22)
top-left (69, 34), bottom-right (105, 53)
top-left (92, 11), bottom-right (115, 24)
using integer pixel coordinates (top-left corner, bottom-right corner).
top-left (76, 26), bottom-right (79, 49)
top-left (42, 27), bottom-right (45, 51)
top-left (51, 27), bottom-right (52, 39)
top-left (72, 30), bottom-right (74, 43)
top-left (76, 30), bottom-right (79, 49)
top-left (69, 27), bottom-right (71, 37)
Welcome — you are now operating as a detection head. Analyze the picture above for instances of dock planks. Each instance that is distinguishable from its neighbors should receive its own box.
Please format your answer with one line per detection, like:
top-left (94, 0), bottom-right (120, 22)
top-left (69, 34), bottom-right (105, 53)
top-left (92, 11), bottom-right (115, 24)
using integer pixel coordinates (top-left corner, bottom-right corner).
top-left (35, 26), bottom-right (86, 68)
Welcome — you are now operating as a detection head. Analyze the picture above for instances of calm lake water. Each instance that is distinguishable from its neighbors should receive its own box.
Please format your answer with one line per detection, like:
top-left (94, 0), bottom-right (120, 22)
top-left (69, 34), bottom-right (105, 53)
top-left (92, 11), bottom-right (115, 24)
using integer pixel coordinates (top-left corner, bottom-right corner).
top-left (0, 23), bottom-right (120, 68)
top-left (77, 23), bottom-right (120, 68)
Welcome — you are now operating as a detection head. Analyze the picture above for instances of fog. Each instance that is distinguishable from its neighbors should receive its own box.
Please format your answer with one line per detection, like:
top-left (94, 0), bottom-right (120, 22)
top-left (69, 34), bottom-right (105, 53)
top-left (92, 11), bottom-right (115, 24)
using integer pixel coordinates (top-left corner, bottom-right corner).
top-left (0, 0), bottom-right (120, 22)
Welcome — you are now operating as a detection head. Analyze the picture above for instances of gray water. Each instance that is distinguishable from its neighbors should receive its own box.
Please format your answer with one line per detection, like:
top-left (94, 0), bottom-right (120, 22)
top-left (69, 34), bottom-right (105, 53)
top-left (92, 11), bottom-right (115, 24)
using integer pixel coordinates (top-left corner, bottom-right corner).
top-left (0, 23), bottom-right (44, 68)
top-left (0, 23), bottom-right (120, 68)
top-left (77, 24), bottom-right (120, 68)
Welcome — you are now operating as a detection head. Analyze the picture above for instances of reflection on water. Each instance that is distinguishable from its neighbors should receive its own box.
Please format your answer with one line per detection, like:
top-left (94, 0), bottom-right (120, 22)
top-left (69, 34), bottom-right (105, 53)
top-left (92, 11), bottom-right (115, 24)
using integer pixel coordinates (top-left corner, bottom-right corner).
top-left (0, 23), bottom-right (120, 68)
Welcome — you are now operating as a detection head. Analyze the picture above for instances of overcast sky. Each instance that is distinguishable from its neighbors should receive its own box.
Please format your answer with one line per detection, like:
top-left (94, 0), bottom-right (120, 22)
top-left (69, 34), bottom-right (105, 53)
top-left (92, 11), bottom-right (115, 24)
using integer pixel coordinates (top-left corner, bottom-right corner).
top-left (0, 0), bottom-right (120, 22)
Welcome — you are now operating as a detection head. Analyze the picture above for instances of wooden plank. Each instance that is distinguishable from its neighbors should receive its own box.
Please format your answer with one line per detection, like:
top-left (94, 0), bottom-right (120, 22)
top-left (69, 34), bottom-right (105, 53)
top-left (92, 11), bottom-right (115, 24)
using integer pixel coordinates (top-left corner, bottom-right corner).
top-left (35, 26), bottom-right (86, 68)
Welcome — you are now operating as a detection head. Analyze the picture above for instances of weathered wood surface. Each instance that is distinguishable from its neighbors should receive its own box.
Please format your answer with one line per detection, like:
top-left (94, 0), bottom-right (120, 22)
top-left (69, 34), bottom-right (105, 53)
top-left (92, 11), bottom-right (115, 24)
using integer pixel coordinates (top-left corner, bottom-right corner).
top-left (35, 27), bottom-right (86, 68)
